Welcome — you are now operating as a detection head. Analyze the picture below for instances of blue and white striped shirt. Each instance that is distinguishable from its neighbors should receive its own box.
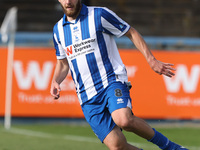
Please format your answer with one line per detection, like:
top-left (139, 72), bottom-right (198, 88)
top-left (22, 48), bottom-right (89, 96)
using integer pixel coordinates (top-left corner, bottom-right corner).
top-left (53, 4), bottom-right (130, 105)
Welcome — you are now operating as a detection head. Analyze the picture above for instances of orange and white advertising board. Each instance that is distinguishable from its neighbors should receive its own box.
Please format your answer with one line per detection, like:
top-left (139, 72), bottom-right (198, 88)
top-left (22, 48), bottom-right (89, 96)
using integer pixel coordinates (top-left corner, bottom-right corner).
top-left (120, 50), bottom-right (200, 119)
top-left (0, 47), bottom-right (200, 119)
top-left (0, 47), bottom-right (82, 118)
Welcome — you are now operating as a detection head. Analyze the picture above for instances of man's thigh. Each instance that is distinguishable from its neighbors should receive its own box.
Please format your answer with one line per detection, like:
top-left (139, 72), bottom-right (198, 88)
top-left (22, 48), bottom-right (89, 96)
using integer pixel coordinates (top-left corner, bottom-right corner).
top-left (103, 126), bottom-right (127, 149)
top-left (103, 125), bottom-right (140, 150)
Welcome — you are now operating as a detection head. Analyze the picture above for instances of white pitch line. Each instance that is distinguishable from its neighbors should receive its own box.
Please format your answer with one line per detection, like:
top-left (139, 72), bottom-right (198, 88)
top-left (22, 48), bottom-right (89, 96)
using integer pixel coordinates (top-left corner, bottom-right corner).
top-left (4, 128), bottom-right (54, 138)
top-left (2, 128), bottom-right (200, 150)
top-left (3, 127), bottom-right (100, 143)
top-left (2, 127), bottom-right (144, 147)
top-left (63, 134), bottom-right (99, 143)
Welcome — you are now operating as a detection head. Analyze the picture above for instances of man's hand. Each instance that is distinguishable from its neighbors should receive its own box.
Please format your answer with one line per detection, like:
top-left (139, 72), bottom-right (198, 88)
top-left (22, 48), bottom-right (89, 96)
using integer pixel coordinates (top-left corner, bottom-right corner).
top-left (149, 58), bottom-right (176, 78)
top-left (50, 81), bottom-right (61, 99)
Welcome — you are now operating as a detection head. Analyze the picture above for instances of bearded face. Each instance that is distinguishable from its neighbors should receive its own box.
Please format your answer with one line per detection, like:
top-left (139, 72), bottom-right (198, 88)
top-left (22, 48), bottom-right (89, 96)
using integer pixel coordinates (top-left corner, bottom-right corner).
top-left (60, 0), bottom-right (81, 18)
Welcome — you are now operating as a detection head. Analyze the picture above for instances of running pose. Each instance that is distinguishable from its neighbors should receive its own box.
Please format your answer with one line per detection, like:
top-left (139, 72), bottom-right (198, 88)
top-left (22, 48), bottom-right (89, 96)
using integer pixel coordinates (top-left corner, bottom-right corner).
top-left (51, 0), bottom-right (188, 149)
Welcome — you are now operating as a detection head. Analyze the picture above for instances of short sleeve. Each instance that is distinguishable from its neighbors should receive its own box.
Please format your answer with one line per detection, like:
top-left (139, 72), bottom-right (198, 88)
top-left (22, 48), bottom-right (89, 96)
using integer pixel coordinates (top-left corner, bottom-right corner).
top-left (53, 23), bottom-right (66, 60)
top-left (101, 7), bottom-right (130, 38)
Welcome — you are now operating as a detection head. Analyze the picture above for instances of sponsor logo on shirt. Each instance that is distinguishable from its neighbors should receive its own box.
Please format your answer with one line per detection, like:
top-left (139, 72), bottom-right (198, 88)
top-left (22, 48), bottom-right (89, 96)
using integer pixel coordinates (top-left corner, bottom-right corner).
top-left (65, 46), bottom-right (73, 56)
top-left (64, 38), bottom-right (96, 60)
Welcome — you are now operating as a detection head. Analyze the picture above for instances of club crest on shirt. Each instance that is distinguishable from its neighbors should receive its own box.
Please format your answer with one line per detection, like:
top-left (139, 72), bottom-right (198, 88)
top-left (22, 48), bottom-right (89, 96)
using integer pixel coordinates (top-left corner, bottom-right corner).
top-left (74, 35), bottom-right (79, 42)
top-left (73, 26), bottom-right (80, 42)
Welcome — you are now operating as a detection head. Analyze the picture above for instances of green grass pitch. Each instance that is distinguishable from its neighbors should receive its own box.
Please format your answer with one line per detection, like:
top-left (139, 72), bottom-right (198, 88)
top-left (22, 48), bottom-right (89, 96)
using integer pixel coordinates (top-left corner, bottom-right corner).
top-left (0, 123), bottom-right (200, 150)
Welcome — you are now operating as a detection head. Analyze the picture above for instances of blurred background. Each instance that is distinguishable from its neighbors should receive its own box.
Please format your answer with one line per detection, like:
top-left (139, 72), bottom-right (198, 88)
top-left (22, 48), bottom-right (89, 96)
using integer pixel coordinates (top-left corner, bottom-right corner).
top-left (0, 1), bottom-right (200, 150)
top-left (0, 0), bottom-right (200, 49)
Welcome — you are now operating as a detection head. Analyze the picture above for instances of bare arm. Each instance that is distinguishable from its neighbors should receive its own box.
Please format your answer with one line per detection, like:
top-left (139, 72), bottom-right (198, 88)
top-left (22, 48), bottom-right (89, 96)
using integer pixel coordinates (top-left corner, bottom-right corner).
top-left (125, 27), bottom-right (176, 77)
top-left (50, 58), bottom-right (69, 99)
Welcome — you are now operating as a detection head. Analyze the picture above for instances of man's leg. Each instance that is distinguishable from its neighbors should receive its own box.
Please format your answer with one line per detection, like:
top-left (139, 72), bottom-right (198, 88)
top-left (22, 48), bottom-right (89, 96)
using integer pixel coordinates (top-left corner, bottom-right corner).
top-left (111, 107), bottom-right (188, 150)
top-left (81, 87), bottom-right (142, 150)
top-left (111, 107), bottom-right (154, 140)
top-left (103, 125), bottom-right (142, 150)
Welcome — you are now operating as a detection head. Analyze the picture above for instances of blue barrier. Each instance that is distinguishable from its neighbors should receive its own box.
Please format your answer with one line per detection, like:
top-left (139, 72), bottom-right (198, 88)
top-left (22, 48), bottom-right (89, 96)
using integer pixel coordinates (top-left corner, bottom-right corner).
top-left (1, 32), bottom-right (200, 49)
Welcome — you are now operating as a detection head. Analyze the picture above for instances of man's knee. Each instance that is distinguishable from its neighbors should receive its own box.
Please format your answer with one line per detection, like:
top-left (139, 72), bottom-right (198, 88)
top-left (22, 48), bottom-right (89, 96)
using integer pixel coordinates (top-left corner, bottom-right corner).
top-left (116, 116), bottom-right (135, 131)
top-left (112, 108), bottom-right (136, 131)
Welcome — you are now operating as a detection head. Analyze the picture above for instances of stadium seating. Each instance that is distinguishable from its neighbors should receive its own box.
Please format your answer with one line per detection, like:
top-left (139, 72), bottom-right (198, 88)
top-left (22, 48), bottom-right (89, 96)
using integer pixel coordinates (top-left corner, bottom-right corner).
top-left (0, 0), bottom-right (200, 36)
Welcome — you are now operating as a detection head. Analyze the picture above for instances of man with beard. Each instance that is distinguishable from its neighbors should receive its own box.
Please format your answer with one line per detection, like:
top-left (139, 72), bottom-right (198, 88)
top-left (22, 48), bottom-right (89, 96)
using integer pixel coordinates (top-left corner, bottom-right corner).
top-left (50, 0), bottom-right (188, 150)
